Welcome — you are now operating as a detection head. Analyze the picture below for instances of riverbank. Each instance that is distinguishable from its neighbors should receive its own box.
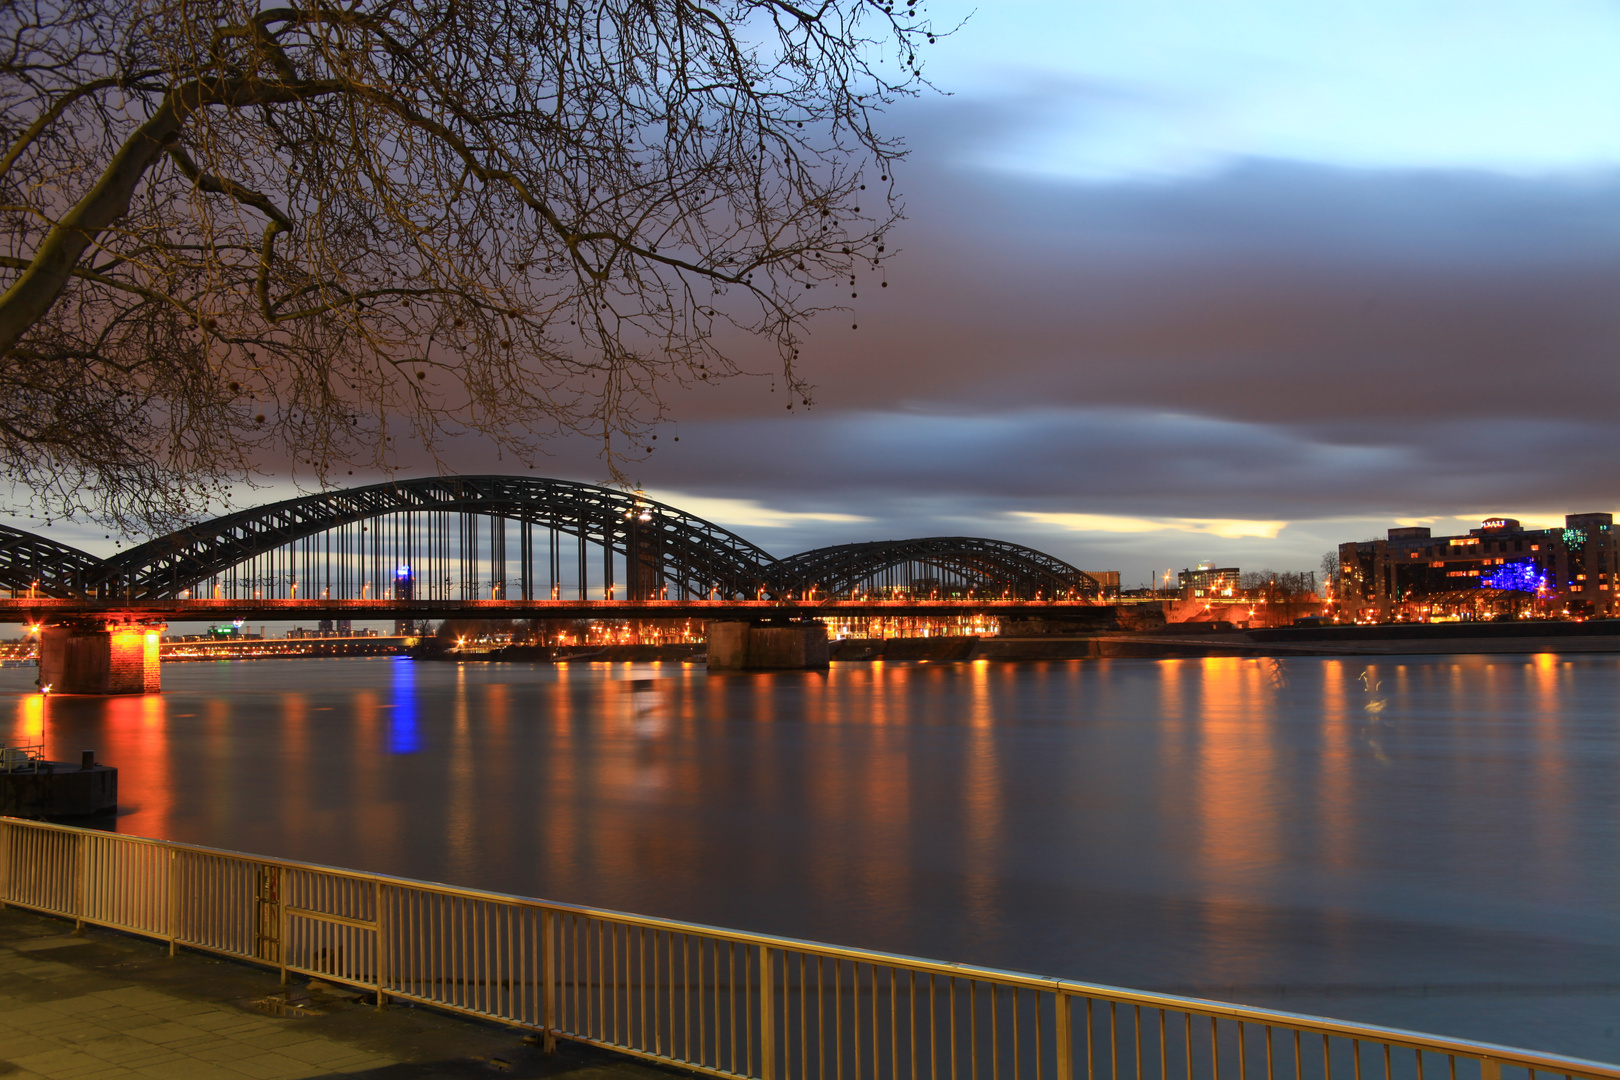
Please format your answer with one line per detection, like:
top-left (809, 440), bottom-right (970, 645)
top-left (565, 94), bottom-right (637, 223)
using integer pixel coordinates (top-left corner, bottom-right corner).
top-left (0, 905), bottom-right (673, 1080)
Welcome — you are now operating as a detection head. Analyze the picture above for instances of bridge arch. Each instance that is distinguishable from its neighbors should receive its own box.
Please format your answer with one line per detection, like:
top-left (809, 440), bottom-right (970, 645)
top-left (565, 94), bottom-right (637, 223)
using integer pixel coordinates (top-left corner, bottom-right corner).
top-left (771, 537), bottom-right (1100, 600)
top-left (82, 476), bottom-right (782, 601)
top-left (0, 525), bottom-right (106, 598)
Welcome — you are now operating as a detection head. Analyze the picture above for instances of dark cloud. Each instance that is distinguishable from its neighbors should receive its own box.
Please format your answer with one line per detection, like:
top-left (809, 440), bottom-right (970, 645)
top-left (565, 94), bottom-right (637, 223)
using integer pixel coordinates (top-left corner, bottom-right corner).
top-left (29, 93), bottom-right (1617, 574)
top-left (618, 94), bottom-right (1620, 565)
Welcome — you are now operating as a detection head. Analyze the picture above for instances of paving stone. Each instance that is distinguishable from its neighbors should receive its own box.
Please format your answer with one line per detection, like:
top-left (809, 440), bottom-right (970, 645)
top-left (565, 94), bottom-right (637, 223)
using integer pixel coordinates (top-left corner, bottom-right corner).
top-left (0, 907), bottom-right (685, 1080)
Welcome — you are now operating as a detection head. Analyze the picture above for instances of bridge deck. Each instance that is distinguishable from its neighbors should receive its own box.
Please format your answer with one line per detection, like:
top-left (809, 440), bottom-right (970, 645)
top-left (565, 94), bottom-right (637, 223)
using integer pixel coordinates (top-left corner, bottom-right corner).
top-left (0, 598), bottom-right (1111, 620)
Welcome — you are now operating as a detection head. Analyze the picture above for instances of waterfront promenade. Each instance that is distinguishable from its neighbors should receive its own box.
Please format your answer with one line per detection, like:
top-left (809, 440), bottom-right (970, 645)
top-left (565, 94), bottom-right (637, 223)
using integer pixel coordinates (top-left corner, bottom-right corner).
top-left (0, 905), bottom-right (666, 1079)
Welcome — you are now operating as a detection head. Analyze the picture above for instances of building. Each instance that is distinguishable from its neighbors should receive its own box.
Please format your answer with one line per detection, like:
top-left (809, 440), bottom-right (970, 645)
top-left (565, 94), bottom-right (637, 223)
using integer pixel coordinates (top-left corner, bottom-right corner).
top-left (1179, 563), bottom-right (1240, 599)
top-left (1081, 570), bottom-right (1122, 598)
top-left (1338, 514), bottom-right (1620, 620)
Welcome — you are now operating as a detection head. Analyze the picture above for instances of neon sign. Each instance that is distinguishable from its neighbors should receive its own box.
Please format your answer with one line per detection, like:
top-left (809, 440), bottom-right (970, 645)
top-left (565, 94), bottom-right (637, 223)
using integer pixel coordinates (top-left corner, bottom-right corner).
top-left (1480, 560), bottom-right (1546, 593)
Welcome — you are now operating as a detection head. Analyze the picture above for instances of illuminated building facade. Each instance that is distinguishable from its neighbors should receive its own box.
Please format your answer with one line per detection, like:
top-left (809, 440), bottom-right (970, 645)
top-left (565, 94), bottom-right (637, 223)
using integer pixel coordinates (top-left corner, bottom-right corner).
top-left (1082, 571), bottom-right (1122, 598)
top-left (1179, 564), bottom-right (1241, 599)
top-left (1338, 514), bottom-right (1620, 620)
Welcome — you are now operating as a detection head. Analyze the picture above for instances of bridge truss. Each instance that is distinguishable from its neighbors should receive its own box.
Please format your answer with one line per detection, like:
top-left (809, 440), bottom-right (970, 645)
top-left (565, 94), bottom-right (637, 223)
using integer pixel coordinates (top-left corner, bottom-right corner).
top-left (773, 537), bottom-right (1100, 600)
top-left (0, 479), bottom-right (1102, 609)
top-left (33, 477), bottom-right (783, 602)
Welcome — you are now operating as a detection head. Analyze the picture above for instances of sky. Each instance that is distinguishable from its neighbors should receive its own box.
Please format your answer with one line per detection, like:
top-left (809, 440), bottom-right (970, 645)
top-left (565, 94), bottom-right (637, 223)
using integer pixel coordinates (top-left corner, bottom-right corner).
top-left (18, 1), bottom-right (1620, 587)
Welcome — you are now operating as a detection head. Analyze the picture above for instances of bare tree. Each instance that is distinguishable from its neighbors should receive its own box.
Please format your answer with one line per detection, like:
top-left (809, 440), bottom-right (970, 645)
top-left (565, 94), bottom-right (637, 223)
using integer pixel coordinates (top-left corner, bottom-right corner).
top-left (0, 0), bottom-right (935, 529)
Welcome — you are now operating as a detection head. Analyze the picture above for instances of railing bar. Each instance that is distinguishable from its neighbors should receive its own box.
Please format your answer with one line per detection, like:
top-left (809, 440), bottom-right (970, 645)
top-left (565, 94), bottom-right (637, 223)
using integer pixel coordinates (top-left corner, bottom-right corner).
top-left (1449, 1056), bottom-right (1456, 1080)
top-left (1159, 1012), bottom-right (1168, 1080)
top-left (446, 893), bottom-right (458, 1008)
top-left (512, 901), bottom-right (522, 1021)
top-left (1239, 1022), bottom-right (1247, 1080)
top-left (994, 983), bottom-right (1001, 1080)
top-left (807, 953), bottom-right (814, 1080)
top-left (1324, 1035), bottom-right (1332, 1080)
top-left (821, 957), bottom-right (831, 1080)
top-left (855, 963), bottom-right (865, 1080)
top-left (873, 965), bottom-right (881, 1080)
top-left (747, 943), bottom-right (756, 1078)
top-left (488, 899), bottom-right (499, 1015)
top-left (1110, 1001), bottom-right (1119, 1080)
top-left (1014, 987), bottom-right (1022, 1080)
top-left (894, 967), bottom-right (902, 1080)
top-left (1352, 1042), bottom-right (1361, 1080)
top-left (1035, 986), bottom-right (1044, 1080)
top-left (1295, 1030), bottom-right (1302, 1080)
top-left (1085, 999), bottom-right (1095, 1080)
top-left (731, 941), bottom-right (739, 1074)
top-left (426, 880), bottom-right (437, 1003)
top-left (1010, 990), bottom-right (1023, 1080)
top-left (951, 977), bottom-right (959, 1080)
top-left (1213, 1016), bottom-right (1220, 1080)
top-left (1418, 1050), bottom-right (1426, 1080)
top-left (665, 929), bottom-right (674, 1061)
top-left (931, 973), bottom-right (940, 1080)
top-left (965, 977), bottom-right (978, 1080)
top-left (461, 894), bottom-right (473, 1010)
top-left (1185, 1013), bottom-right (1193, 1080)
top-left (1134, 1004), bottom-right (1142, 1080)
top-left (838, 960), bottom-right (846, 1080)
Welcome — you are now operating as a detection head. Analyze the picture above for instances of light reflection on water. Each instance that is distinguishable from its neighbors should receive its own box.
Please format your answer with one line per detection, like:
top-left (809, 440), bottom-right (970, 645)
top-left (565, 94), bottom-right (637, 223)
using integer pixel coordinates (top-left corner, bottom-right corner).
top-left (3, 653), bottom-right (1619, 1059)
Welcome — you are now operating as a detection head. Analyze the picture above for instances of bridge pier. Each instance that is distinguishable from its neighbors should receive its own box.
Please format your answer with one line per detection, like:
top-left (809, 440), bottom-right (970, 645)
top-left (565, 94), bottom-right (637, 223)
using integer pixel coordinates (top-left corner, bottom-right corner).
top-left (706, 619), bottom-right (829, 671)
top-left (38, 619), bottom-right (165, 695)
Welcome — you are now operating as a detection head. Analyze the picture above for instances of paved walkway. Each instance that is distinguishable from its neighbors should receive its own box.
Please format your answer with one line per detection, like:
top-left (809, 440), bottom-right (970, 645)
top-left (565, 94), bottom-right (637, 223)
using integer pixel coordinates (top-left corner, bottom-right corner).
top-left (0, 905), bottom-right (680, 1080)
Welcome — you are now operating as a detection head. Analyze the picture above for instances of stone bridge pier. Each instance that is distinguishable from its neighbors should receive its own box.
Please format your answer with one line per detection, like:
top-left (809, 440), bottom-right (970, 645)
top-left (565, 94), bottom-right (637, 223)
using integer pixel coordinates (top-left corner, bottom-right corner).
top-left (38, 618), bottom-right (166, 694)
top-left (705, 619), bottom-right (829, 671)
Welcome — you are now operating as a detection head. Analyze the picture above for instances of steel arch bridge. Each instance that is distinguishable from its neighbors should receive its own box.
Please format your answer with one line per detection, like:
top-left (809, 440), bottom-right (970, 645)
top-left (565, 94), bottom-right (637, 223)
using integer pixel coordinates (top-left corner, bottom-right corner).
top-left (0, 478), bottom-right (1101, 607)
top-left (22, 477), bottom-right (783, 602)
top-left (772, 537), bottom-right (1100, 600)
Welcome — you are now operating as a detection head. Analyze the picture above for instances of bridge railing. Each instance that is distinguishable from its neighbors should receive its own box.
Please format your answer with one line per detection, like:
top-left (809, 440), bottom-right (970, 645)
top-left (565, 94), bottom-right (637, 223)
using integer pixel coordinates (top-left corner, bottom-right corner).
top-left (2, 818), bottom-right (1613, 1080)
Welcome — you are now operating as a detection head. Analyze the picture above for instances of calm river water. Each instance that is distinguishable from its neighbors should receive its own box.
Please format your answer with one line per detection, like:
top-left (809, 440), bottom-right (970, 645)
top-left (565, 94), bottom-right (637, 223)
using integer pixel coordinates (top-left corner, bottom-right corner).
top-left (2, 654), bottom-right (1617, 1060)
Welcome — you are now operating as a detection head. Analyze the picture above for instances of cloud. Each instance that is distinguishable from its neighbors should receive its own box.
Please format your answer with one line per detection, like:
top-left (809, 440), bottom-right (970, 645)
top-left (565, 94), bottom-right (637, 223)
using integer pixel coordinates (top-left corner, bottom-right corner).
top-left (38, 92), bottom-right (1613, 582)
top-left (1012, 512), bottom-right (1289, 539)
top-left (641, 492), bottom-right (869, 531)
top-left (922, 3), bottom-right (1620, 179)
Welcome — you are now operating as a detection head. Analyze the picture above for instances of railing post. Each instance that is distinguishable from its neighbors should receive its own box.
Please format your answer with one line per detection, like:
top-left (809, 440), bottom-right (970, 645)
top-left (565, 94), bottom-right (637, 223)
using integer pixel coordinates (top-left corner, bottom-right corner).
top-left (0, 819), bottom-right (9, 908)
top-left (759, 945), bottom-right (775, 1080)
top-left (375, 880), bottom-right (387, 1009)
top-left (73, 831), bottom-right (87, 931)
top-left (166, 849), bottom-right (178, 956)
top-left (542, 909), bottom-right (558, 1053)
top-left (278, 867), bottom-right (289, 985)
top-left (1055, 992), bottom-right (1073, 1080)
top-left (1479, 1060), bottom-right (1500, 1080)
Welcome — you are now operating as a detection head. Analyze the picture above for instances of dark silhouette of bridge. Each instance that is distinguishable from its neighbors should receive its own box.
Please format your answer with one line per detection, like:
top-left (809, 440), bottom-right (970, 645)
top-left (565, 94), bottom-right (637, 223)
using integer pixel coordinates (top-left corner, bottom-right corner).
top-left (0, 476), bottom-right (1101, 611)
top-left (2, 477), bottom-right (1105, 690)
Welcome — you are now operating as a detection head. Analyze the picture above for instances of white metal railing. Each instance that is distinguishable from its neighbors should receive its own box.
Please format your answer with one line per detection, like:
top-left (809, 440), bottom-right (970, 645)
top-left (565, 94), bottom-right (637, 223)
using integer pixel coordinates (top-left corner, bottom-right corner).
top-left (0, 744), bottom-right (43, 772)
top-left (1, 817), bottom-right (1614, 1080)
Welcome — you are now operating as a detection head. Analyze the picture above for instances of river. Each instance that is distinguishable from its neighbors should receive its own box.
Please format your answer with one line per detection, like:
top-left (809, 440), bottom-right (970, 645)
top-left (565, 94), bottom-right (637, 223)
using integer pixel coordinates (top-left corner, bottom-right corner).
top-left (2, 654), bottom-right (1617, 1061)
